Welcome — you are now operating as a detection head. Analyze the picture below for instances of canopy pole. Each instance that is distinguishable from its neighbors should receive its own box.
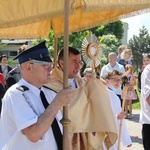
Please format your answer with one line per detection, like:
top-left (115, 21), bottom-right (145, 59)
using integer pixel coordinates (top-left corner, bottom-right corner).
top-left (60, 0), bottom-right (71, 150)
top-left (54, 37), bottom-right (58, 67)
top-left (117, 85), bottom-right (128, 150)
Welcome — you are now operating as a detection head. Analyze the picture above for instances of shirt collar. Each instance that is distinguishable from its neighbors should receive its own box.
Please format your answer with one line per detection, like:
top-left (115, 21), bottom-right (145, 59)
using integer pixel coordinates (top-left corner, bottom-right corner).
top-left (68, 78), bottom-right (76, 88)
top-left (108, 63), bottom-right (117, 68)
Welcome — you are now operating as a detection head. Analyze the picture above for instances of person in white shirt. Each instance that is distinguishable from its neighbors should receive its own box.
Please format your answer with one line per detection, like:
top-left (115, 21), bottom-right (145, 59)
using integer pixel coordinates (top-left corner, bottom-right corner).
top-left (103, 70), bottom-right (132, 149)
top-left (100, 52), bottom-right (125, 106)
top-left (139, 64), bottom-right (150, 150)
top-left (1, 41), bottom-right (72, 150)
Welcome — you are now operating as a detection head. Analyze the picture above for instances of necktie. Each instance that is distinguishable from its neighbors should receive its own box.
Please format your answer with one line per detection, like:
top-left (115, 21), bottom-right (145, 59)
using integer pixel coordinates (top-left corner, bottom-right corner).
top-left (69, 79), bottom-right (77, 88)
top-left (40, 90), bottom-right (62, 150)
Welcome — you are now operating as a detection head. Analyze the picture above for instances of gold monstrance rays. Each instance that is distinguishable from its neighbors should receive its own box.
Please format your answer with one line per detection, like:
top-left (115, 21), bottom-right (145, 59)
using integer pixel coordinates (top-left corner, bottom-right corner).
top-left (82, 33), bottom-right (102, 68)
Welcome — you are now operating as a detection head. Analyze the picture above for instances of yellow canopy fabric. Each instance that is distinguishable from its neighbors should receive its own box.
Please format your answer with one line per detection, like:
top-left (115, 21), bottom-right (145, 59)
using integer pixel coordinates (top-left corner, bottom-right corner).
top-left (0, 0), bottom-right (150, 39)
top-left (0, 21), bottom-right (51, 39)
top-left (0, 0), bottom-right (67, 28)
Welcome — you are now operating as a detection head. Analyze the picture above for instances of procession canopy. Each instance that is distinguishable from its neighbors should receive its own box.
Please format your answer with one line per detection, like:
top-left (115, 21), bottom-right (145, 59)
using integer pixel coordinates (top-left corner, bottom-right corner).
top-left (0, 0), bottom-right (150, 39)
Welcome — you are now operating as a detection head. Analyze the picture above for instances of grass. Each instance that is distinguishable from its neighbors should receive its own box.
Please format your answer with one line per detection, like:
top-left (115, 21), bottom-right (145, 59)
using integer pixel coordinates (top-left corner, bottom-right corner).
top-left (132, 87), bottom-right (141, 110)
top-left (132, 101), bottom-right (141, 110)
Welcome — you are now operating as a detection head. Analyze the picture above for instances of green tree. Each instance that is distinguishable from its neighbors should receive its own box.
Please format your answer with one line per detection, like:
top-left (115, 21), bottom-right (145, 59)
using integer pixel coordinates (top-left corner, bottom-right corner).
top-left (128, 26), bottom-right (150, 71)
top-left (90, 21), bottom-right (124, 41)
top-left (0, 41), bottom-right (7, 55)
top-left (45, 30), bottom-right (90, 59)
top-left (46, 21), bottom-right (124, 54)
top-left (99, 34), bottom-right (120, 66)
top-left (34, 20), bottom-right (124, 73)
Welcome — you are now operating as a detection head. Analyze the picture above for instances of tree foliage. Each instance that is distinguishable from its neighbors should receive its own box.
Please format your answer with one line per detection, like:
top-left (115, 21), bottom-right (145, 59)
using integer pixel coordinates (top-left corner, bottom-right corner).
top-left (128, 26), bottom-right (150, 70)
top-left (33, 21), bottom-right (124, 73)
top-left (99, 34), bottom-right (120, 66)
top-left (90, 21), bottom-right (124, 40)
top-left (0, 41), bottom-right (7, 55)
top-left (45, 21), bottom-right (124, 59)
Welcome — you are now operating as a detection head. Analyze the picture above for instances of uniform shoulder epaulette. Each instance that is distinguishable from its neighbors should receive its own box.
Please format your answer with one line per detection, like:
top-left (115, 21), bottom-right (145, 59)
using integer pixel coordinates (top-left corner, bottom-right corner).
top-left (16, 85), bottom-right (29, 92)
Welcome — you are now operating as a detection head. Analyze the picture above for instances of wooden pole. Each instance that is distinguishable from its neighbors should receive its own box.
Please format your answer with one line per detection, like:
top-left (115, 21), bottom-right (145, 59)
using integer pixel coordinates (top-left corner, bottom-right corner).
top-left (117, 85), bottom-right (128, 150)
top-left (54, 37), bottom-right (58, 67)
top-left (60, 0), bottom-right (71, 150)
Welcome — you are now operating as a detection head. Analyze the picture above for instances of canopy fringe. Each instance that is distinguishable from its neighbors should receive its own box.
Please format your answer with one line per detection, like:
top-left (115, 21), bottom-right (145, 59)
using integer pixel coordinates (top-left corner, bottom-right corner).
top-left (83, 4), bottom-right (150, 12)
top-left (83, 0), bottom-right (150, 5)
top-left (0, 33), bottom-right (48, 39)
top-left (120, 8), bottom-right (150, 19)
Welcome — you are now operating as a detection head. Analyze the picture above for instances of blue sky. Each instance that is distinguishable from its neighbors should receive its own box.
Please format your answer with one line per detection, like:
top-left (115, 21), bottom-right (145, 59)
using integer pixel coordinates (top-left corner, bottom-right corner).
top-left (121, 12), bottom-right (150, 41)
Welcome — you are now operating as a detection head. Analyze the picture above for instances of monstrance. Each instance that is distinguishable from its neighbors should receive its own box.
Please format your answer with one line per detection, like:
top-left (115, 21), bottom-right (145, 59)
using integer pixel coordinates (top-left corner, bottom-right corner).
top-left (81, 33), bottom-right (102, 69)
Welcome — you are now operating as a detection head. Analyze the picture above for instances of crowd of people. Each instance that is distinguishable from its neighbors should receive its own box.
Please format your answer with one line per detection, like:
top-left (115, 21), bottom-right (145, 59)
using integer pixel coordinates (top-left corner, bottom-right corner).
top-left (0, 41), bottom-right (150, 150)
top-left (84, 47), bottom-right (150, 150)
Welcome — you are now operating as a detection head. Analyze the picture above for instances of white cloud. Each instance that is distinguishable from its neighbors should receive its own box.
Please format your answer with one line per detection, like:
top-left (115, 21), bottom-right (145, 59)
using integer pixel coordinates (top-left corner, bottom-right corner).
top-left (121, 12), bottom-right (150, 41)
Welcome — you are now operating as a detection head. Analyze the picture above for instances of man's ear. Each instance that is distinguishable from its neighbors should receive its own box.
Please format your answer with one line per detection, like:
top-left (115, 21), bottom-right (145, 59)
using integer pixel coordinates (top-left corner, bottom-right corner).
top-left (26, 63), bottom-right (32, 72)
top-left (59, 59), bottom-right (64, 69)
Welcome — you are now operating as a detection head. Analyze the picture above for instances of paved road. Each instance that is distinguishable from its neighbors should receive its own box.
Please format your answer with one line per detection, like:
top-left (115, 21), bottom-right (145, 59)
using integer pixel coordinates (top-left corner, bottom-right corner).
top-left (121, 109), bottom-right (143, 150)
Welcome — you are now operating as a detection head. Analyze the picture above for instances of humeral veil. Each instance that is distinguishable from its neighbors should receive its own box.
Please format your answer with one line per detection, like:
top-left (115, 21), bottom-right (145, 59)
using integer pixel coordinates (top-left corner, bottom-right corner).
top-left (45, 66), bottom-right (118, 150)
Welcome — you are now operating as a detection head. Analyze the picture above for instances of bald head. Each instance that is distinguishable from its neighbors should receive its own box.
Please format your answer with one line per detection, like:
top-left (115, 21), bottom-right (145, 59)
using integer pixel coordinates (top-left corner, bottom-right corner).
top-left (108, 52), bottom-right (117, 67)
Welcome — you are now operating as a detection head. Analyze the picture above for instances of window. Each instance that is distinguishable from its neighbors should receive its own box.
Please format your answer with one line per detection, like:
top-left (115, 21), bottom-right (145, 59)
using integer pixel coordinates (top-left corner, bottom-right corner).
top-left (9, 51), bottom-right (17, 57)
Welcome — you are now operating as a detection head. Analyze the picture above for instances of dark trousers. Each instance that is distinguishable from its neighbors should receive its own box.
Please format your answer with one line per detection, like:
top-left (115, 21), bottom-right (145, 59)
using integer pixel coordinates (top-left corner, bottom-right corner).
top-left (142, 124), bottom-right (150, 150)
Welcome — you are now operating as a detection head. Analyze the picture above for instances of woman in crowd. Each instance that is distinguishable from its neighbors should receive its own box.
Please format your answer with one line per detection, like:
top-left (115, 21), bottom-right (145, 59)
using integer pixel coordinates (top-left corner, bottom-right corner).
top-left (0, 54), bottom-right (12, 89)
top-left (118, 49), bottom-right (132, 68)
top-left (82, 67), bottom-right (96, 81)
top-left (124, 64), bottom-right (137, 119)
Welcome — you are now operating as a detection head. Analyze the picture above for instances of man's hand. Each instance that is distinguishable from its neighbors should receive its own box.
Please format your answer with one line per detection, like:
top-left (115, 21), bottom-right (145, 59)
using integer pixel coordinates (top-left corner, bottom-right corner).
top-left (117, 111), bottom-right (125, 120)
top-left (53, 88), bottom-right (73, 109)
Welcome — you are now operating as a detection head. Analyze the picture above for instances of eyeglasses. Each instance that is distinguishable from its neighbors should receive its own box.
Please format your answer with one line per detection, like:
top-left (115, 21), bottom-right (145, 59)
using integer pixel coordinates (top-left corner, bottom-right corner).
top-left (72, 61), bottom-right (83, 66)
top-left (30, 61), bottom-right (54, 69)
top-left (109, 78), bottom-right (122, 82)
